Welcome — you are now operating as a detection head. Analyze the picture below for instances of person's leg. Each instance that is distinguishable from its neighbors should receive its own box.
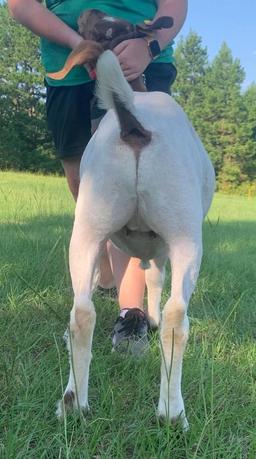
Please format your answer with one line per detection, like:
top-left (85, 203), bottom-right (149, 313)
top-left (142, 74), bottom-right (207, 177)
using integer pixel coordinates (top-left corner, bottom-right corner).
top-left (109, 244), bottom-right (148, 354)
top-left (61, 156), bottom-right (81, 200)
top-left (108, 243), bottom-right (145, 309)
top-left (46, 81), bottom-right (95, 198)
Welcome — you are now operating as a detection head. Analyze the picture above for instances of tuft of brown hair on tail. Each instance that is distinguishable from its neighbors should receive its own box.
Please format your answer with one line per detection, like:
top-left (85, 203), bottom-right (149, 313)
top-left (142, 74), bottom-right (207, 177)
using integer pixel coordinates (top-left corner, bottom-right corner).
top-left (113, 94), bottom-right (152, 154)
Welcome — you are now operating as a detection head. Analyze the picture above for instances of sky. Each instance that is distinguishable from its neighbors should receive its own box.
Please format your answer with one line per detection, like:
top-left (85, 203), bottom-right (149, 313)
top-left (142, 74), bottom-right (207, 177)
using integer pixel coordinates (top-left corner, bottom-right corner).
top-left (179, 0), bottom-right (256, 90)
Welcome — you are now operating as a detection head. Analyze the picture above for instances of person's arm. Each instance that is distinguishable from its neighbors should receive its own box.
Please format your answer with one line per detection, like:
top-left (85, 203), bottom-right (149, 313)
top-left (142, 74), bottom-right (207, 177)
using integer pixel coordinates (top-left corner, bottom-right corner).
top-left (152, 0), bottom-right (188, 50)
top-left (7, 0), bottom-right (83, 49)
top-left (114, 0), bottom-right (188, 81)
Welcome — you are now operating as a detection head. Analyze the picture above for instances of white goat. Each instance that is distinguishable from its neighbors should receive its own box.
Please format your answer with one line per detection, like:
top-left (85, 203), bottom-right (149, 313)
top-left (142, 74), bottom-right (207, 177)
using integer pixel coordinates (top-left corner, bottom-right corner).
top-left (56, 50), bottom-right (215, 429)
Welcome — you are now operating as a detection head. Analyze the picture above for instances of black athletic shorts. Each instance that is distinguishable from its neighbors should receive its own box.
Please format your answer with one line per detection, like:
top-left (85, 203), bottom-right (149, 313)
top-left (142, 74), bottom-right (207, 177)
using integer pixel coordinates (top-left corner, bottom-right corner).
top-left (45, 62), bottom-right (177, 159)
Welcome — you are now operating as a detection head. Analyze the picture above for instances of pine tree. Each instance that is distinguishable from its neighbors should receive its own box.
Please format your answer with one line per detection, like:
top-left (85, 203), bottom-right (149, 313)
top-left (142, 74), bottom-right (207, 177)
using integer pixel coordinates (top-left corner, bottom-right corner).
top-left (173, 30), bottom-right (209, 128)
top-left (0, 4), bottom-right (58, 172)
top-left (174, 37), bottom-right (251, 186)
top-left (173, 32), bottom-right (217, 163)
top-left (204, 43), bottom-right (245, 183)
top-left (237, 84), bottom-right (256, 183)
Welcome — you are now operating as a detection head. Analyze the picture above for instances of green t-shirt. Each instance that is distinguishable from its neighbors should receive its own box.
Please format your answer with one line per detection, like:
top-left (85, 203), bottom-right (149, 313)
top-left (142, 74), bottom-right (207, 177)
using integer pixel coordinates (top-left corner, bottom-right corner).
top-left (42, 0), bottom-right (175, 86)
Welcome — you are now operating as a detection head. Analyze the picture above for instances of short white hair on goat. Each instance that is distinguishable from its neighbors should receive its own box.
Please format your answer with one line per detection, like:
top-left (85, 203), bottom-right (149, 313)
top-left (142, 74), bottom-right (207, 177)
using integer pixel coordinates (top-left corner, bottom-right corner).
top-left (53, 48), bottom-right (215, 429)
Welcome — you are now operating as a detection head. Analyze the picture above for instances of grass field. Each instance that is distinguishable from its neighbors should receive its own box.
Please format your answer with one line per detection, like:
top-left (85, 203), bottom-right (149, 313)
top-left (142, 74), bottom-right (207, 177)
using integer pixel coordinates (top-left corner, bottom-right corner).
top-left (1, 171), bottom-right (256, 459)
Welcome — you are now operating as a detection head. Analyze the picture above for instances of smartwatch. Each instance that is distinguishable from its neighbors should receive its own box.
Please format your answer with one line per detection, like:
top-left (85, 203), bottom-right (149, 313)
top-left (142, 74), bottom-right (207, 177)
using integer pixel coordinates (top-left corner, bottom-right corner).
top-left (147, 39), bottom-right (161, 59)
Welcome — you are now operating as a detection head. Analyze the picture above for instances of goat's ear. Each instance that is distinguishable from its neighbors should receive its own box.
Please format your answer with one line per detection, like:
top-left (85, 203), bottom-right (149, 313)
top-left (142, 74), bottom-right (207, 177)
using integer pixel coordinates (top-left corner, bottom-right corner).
top-left (137, 16), bottom-right (173, 33)
top-left (47, 40), bottom-right (103, 80)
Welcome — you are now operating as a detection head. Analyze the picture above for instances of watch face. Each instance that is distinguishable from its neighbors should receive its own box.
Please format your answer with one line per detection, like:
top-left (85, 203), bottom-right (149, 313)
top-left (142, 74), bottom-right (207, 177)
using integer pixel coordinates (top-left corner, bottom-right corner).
top-left (149, 40), bottom-right (161, 58)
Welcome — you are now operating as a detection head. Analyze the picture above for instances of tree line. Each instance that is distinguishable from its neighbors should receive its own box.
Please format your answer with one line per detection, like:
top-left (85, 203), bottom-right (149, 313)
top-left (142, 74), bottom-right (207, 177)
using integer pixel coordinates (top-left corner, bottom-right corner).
top-left (173, 33), bottom-right (256, 192)
top-left (0, 4), bottom-right (255, 191)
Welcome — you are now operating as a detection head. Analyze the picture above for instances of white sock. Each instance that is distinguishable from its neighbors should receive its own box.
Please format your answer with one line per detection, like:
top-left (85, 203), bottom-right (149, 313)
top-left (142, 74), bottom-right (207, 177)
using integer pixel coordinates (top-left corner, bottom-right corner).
top-left (119, 308), bottom-right (129, 318)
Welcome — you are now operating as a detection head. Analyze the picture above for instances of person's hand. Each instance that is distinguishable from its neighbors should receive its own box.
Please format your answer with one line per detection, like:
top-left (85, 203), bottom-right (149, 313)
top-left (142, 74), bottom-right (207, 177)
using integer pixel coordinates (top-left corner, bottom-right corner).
top-left (114, 38), bottom-right (152, 81)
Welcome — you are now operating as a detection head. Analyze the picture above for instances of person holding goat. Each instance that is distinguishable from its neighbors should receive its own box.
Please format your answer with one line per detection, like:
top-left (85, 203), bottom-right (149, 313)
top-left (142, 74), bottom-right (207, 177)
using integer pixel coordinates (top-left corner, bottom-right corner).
top-left (8, 0), bottom-right (188, 354)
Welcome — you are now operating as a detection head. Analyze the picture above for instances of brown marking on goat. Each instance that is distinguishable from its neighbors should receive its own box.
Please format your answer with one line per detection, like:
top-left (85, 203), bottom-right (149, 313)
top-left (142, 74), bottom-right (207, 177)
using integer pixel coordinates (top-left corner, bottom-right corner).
top-left (139, 16), bottom-right (174, 32)
top-left (77, 10), bottom-right (173, 92)
top-left (113, 95), bottom-right (152, 155)
top-left (78, 9), bottom-right (132, 49)
top-left (78, 10), bottom-right (173, 50)
top-left (78, 10), bottom-right (146, 91)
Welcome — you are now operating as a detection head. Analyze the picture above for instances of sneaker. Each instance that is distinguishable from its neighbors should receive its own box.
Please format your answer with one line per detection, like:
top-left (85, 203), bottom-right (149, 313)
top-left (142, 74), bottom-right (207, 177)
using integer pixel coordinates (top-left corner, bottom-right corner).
top-left (112, 308), bottom-right (150, 355)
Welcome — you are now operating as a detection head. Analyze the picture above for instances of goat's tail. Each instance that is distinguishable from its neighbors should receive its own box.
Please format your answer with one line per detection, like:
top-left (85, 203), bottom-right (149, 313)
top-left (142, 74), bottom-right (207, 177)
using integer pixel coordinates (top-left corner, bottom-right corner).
top-left (96, 51), bottom-right (151, 150)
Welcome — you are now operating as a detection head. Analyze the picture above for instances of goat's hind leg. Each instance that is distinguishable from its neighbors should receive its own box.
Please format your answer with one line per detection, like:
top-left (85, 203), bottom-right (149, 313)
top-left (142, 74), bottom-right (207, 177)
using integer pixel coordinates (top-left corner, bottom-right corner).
top-left (145, 255), bottom-right (167, 330)
top-left (158, 237), bottom-right (202, 430)
top-left (57, 218), bottom-right (102, 417)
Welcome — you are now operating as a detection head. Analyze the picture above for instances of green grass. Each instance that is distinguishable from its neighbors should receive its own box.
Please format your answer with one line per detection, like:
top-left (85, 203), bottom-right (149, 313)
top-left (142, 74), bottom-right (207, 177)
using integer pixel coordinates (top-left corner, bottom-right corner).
top-left (0, 171), bottom-right (256, 459)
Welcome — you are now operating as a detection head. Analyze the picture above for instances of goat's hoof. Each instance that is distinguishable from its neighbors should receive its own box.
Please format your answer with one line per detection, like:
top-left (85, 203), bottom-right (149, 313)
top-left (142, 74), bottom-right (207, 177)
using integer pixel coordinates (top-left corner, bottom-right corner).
top-left (148, 322), bottom-right (159, 332)
top-left (56, 391), bottom-right (89, 418)
top-left (148, 316), bottom-right (160, 331)
top-left (158, 408), bottom-right (189, 432)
